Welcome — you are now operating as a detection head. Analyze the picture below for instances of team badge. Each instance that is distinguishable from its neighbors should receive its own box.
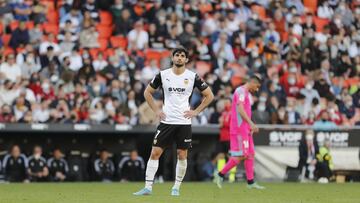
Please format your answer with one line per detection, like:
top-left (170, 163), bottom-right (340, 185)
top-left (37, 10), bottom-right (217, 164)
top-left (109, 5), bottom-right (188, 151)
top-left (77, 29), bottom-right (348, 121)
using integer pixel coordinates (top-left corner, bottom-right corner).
top-left (184, 78), bottom-right (189, 85)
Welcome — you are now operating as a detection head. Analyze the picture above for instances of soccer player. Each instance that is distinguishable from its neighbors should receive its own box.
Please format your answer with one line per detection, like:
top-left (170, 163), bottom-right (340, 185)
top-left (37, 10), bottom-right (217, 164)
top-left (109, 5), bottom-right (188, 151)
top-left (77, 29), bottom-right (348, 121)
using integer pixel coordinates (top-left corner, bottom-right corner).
top-left (214, 74), bottom-right (265, 189)
top-left (133, 47), bottom-right (214, 196)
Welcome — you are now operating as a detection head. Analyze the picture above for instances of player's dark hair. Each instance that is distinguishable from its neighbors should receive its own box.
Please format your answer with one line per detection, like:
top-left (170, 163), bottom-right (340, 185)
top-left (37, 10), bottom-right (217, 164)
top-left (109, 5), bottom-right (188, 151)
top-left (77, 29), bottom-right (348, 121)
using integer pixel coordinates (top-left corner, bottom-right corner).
top-left (250, 74), bottom-right (262, 84)
top-left (172, 47), bottom-right (189, 58)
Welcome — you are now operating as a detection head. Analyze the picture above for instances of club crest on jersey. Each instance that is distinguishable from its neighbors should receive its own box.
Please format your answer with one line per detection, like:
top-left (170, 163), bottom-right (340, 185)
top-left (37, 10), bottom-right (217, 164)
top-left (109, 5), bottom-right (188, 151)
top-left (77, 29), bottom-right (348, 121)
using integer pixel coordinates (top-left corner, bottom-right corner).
top-left (184, 78), bottom-right (189, 85)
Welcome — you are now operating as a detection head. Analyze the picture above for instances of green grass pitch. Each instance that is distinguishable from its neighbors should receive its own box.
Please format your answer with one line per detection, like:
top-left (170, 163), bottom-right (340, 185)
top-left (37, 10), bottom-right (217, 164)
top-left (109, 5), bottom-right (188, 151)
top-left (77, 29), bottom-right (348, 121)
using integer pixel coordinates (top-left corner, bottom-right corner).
top-left (0, 182), bottom-right (359, 203)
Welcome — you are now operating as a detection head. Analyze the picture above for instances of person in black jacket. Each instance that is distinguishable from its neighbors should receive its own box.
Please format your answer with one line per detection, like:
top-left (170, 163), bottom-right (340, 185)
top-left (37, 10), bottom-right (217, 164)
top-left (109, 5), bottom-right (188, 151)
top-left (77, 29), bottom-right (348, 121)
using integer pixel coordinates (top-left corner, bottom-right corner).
top-left (9, 21), bottom-right (29, 49)
top-left (28, 145), bottom-right (49, 182)
top-left (93, 149), bottom-right (115, 182)
top-left (47, 148), bottom-right (68, 182)
top-left (118, 150), bottom-right (145, 181)
top-left (2, 145), bottom-right (29, 182)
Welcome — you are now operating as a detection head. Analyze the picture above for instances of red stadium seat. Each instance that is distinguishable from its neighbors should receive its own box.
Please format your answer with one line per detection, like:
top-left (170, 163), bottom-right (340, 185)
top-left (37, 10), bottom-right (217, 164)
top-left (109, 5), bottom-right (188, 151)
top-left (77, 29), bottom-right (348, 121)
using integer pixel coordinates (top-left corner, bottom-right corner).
top-left (99, 11), bottom-right (113, 26)
top-left (10, 21), bottom-right (19, 31)
top-left (231, 75), bottom-right (243, 88)
top-left (304, 0), bottom-right (318, 14)
top-left (251, 4), bottom-right (267, 20)
top-left (98, 38), bottom-right (108, 51)
top-left (2, 34), bottom-right (11, 47)
top-left (41, 0), bottom-right (55, 11)
top-left (314, 17), bottom-right (330, 32)
top-left (46, 10), bottom-right (59, 24)
top-left (3, 47), bottom-right (15, 56)
top-left (43, 23), bottom-right (59, 35)
top-left (0, 22), bottom-right (3, 35)
top-left (106, 48), bottom-right (115, 57)
top-left (96, 25), bottom-right (113, 39)
top-left (89, 48), bottom-right (99, 59)
top-left (110, 36), bottom-right (127, 49)
top-left (26, 21), bottom-right (34, 30)
top-left (145, 49), bottom-right (163, 61)
top-left (195, 61), bottom-right (212, 77)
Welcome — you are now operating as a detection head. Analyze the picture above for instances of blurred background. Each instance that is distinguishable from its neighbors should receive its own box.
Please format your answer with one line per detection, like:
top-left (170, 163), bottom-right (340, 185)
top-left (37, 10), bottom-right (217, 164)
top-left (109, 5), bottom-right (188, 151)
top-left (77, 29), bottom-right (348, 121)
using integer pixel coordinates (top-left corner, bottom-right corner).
top-left (0, 0), bottom-right (358, 183)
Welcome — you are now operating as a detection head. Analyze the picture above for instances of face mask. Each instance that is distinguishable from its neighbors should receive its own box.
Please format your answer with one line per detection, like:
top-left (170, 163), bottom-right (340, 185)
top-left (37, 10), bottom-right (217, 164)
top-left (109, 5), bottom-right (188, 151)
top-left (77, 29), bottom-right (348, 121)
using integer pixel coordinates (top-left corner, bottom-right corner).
top-left (93, 85), bottom-right (101, 92)
top-left (273, 78), bottom-right (279, 84)
top-left (42, 83), bottom-right (50, 92)
top-left (26, 56), bottom-right (34, 63)
top-left (119, 75), bottom-right (127, 82)
top-left (306, 83), bottom-right (313, 90)
top-left (335, 19), bottom-right (341, 26)
top-left (252, 14), bottom-right (258, 20)
top-left (257, 104), bottom-right (266, 111)
top-left (288, 78), bottom-right (296, 85)
top-left (289, 66), bottom-right (297, 73)
top-left (345, 101), bottom-right (353, 107)
top-left (221, 76), bottom-right (230, 82)
top-left (254, 61), bottom-right (262, 68)
top-left (259, 96), bottom-right (267, 102)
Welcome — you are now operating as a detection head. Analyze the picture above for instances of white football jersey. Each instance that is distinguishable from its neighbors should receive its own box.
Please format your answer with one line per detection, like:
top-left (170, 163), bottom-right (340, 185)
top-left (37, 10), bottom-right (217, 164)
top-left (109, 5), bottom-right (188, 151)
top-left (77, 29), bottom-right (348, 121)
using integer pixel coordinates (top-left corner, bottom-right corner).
top-left (150, 68), bottom-right (209, 125)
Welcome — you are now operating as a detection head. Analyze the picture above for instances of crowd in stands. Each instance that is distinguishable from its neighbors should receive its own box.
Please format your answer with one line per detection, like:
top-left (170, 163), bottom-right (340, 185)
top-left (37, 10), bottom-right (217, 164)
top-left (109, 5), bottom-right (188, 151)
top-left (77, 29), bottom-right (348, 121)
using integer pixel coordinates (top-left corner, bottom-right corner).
top-left (0, 144), bottom-right (145, 182)
top-left (0, 0), bottom-right (359, 127)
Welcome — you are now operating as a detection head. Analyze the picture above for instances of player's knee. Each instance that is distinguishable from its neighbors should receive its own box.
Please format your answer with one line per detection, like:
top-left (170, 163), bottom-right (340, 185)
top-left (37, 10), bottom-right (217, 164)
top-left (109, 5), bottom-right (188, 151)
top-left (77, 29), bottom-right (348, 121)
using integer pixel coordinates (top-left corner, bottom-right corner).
top-left (150, 148), bottom-right (162, 160)
top-left (177, 150), bottom-right (187, 160)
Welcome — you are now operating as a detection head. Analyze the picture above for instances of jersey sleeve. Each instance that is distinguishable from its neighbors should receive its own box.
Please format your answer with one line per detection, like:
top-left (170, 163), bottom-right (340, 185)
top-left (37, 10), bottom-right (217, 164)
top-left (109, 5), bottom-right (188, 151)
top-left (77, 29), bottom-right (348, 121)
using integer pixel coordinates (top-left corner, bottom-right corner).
top-left (194, 74), bottom-right (209, 92)
top-left (149, 72), bottom-right (162, 89)
top-left (237, 88), bottom-right (246, 104)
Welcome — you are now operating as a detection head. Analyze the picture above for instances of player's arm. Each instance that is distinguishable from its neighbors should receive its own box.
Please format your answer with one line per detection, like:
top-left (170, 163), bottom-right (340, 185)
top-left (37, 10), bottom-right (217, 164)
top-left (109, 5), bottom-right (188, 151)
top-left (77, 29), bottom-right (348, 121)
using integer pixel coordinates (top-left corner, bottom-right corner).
top-left (144, 73), bottom-right (166, 120)
top-left (237, 103), bottom-right (259, 133)
top-left (184, 74), bottom-right (214, 119)
top-left (194, 87), bottom-right (214, 115)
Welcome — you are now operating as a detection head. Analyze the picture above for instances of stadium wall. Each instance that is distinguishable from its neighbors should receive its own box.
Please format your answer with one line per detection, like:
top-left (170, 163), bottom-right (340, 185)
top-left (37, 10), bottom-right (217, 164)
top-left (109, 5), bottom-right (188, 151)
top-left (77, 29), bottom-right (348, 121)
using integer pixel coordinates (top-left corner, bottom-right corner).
top-left (0, 124), bottom-right (359, 182)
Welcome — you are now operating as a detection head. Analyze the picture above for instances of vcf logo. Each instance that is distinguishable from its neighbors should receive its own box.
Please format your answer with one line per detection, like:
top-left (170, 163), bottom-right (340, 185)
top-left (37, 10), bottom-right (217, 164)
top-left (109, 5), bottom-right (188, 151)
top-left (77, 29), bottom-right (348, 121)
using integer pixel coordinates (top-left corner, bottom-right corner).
top-left (168, 87), bottom-right (186, 92)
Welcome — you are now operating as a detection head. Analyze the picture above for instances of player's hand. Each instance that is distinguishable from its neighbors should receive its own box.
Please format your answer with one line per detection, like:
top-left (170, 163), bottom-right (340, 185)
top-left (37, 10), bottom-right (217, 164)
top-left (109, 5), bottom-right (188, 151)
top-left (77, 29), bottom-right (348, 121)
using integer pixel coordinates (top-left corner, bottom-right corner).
top-left (250, 123), bottom-right (259, 134)
top-left (156, 110), bottom-right (166, 121)
top-left (184, 110), bottom-right (198, 119)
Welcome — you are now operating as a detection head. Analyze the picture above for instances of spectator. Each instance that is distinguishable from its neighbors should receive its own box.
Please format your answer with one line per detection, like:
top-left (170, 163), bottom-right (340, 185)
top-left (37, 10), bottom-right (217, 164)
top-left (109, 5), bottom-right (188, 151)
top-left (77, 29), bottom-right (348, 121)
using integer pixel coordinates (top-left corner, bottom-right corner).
top-left (28, 145), bottom-right (49, 182)
top-left (298, 130), bottom-right (318, 181)
top-left (60, 8), bottom-right (83, 33)
top-left (12, 0), bottom-right (32, 21)
top-left (79, 25), bottom-right (99, 49)
top-left (313, 110), bottom-right (337, 130)
top-left (127, 20), bottom-right (149, 51)
top-left (112, 8), bottom-right (133, 36)
top-left (2, 145), bottom-right (28, 182)
top-left (9, 21), bottom-right (29, 49)
top-left (47, 148), bottom-right (69, 182)
top-left (0, 54), bottom-right (22, 83)
top-left (39, 33), bottom-right (60, 55)
top-left (200, 153), bottom-right (222, 181)
top-left (218, 98), bottom-right (231, 153)
top-left (93, 149), bottom-right (115, 182)
top-left (118, 150), bottom-right (145, 181)
top-left (213, 32), bottom-right (235, 66)
top-left (317, 1), bottom-right (334, 20)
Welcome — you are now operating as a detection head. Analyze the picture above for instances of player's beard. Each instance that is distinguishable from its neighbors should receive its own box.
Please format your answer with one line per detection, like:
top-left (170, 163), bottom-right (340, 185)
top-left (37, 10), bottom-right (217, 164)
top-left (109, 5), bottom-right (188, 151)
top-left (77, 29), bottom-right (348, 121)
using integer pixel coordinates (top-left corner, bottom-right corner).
top-left (174, 62), bottom-right (184, 68)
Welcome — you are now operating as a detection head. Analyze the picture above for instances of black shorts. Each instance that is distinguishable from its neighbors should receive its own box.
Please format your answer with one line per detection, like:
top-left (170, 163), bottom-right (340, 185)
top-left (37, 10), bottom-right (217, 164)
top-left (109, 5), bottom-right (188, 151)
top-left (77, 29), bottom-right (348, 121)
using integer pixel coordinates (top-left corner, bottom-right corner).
top-left (152, 123), bottom-right (192, 149)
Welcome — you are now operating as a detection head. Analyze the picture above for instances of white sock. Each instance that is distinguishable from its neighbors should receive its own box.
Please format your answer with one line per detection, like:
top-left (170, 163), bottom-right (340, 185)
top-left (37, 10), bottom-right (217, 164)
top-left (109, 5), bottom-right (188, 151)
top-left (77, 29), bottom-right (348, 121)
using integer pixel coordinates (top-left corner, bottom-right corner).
top-left (173, 159), bottom-right (187, 190)
top-left (145, 159), bottom-right (159, 190)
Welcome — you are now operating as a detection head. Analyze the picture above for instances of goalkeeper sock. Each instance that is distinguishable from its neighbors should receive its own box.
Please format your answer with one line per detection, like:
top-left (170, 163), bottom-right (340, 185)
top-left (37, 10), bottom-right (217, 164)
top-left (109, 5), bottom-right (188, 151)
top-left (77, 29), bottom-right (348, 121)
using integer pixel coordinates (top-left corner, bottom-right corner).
top-left (220, 157), bottom-right (240, 175)
top-left (145, 159), bottom-right (159, 190)
top-left (173, 159), bottom-right (187, 190)
top-left (244, 157), bottom-right (254, 182)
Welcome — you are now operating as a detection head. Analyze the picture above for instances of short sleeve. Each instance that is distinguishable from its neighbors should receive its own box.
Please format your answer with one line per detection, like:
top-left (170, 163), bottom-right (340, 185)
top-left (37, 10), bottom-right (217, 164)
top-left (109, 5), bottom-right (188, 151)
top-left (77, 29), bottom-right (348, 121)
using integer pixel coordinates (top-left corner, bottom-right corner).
top-left (237, 88), bottom-right (246, 104)
top-left (194, 74), bottom-right (209, 92)
top-left (149, 72), bottom-right (162, 89)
